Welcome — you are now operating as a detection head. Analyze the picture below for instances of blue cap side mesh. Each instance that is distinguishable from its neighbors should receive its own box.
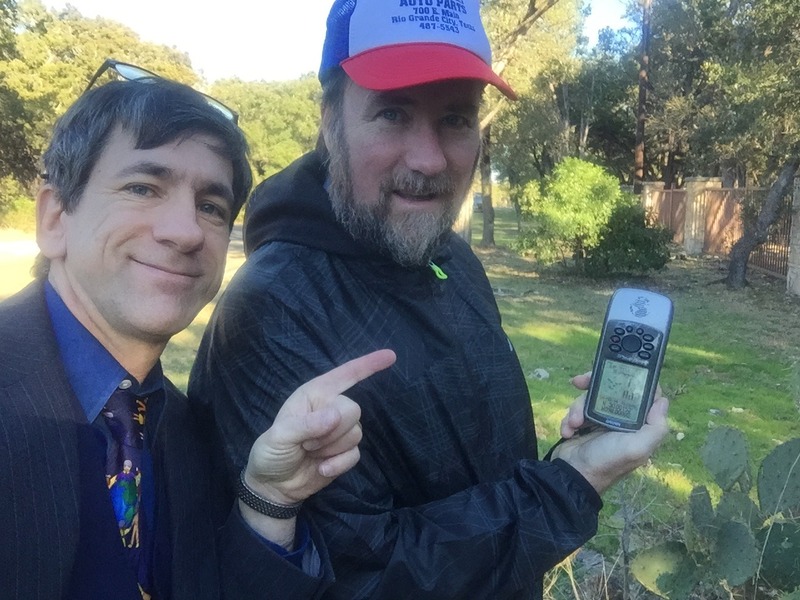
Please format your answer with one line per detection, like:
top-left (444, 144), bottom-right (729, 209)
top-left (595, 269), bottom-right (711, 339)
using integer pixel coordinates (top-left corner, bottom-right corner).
top-left (319, 0), bottom-right (357, 84)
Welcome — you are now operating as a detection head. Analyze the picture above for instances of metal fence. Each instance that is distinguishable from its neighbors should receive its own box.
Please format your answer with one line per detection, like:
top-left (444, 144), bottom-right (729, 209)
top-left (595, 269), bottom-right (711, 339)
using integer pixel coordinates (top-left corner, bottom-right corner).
top-left (749, 194), bottom-right (794, 277)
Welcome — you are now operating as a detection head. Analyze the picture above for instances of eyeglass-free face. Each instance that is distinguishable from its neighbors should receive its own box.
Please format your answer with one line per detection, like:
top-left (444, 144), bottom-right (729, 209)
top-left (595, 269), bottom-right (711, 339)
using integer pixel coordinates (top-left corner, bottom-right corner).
top-left (85, 58), bottom-right (239, 124)
top-left (37, 128), bottom-right (236, 359)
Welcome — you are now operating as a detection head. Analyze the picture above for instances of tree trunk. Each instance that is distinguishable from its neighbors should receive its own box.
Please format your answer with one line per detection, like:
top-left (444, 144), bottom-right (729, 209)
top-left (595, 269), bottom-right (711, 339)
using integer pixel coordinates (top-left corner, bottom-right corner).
top-left (663, 148), bottom-right (676, 189)
top-left (725, 155), bottom-right (800, 289)
top-left (578, 71), bottom-right (595, 159)
top-left (633, 0), bottom-right (651, 194)
top-left (720, 159), bottom-right (737, 188)
top-left (480, 125), bottom-right (495, 247)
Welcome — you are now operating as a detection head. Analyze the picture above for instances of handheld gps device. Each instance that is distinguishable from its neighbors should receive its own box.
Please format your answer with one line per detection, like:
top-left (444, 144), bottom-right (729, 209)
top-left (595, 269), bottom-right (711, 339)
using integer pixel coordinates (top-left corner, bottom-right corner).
top-left (584, 288), bottom-right (673, 432)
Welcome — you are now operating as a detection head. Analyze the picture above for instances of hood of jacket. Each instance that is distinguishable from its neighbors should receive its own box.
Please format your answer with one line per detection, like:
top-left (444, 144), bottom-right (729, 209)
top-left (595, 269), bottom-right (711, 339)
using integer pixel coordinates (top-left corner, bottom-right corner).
top-left (242, 151), bottom-right (454, 267)
top-left (244, 151), bottom-right (370, 257)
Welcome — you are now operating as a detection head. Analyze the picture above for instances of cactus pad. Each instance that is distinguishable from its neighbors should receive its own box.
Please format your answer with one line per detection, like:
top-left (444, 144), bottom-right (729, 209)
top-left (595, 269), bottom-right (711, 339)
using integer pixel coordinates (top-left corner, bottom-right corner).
top-left (701, 427), bottom-right (750, 492)
top-left (631, 542), bottom-right (698, 599)
top-left (757, 522), bottom-right (800, 591)
top-left (712, 520), bottom-right (759, 587)
top-left (757, 438), bottom-right (800, 516)
top-left (716, 490), bottom-right (763, 531)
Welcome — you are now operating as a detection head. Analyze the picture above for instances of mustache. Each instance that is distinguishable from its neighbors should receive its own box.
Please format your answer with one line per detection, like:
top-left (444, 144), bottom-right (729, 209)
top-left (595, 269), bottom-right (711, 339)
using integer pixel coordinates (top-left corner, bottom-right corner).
top-left (384, 171), bottom-right (456, 197)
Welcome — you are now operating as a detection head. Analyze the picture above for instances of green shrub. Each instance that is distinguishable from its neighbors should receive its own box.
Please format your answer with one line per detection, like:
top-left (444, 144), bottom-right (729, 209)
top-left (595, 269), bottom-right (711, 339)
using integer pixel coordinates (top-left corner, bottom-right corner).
top-left (583, 202), bottom-right (672, 277)
top-left (513, 178), bottom-right (543, 219)
top-left (517, 158), bottom-right (627, 261)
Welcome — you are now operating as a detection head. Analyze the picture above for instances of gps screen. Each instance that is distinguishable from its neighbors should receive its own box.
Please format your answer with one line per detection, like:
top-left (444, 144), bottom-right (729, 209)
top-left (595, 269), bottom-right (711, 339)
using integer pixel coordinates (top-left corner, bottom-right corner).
top-left (593, 360), bottom-right (649, 422)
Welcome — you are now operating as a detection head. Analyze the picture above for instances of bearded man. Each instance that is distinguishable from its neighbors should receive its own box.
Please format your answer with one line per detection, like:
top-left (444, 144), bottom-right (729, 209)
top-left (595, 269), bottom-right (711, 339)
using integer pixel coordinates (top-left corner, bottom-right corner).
top-left (189, 0), bottom-right (669, 598)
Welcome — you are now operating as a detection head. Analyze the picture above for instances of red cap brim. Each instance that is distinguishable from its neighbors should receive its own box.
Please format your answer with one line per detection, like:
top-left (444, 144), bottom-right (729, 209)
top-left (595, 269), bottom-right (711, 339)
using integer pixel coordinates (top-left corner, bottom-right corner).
top-left (342, 43), bottom-right (517, 100)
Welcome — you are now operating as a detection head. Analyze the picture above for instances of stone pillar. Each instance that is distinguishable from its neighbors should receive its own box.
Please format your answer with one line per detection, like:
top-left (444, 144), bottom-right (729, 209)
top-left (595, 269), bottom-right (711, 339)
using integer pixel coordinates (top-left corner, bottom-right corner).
top-left (683, 177), bottom-right (722, 256)
top-left (786, 177), bottom-right (800, 296)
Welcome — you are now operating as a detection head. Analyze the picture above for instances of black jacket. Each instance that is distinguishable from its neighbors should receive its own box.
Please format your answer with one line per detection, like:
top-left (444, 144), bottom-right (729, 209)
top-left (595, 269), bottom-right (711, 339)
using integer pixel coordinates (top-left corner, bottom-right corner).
top-left (190, 151), bottom-right (602, 600)
top-left (0, 281), bottom-right (333, 599)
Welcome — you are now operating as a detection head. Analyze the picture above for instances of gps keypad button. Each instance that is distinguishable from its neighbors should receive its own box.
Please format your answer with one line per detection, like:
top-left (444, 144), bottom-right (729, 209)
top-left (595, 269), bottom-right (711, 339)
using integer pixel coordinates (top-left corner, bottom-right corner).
top-left (621, 335), bottom-right (642, 353)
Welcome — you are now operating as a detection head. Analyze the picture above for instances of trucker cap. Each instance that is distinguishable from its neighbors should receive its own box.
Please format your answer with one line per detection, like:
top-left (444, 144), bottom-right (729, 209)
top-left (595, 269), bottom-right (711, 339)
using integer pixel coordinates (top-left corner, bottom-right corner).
top-left (319, 0), bottom-right (516, 99)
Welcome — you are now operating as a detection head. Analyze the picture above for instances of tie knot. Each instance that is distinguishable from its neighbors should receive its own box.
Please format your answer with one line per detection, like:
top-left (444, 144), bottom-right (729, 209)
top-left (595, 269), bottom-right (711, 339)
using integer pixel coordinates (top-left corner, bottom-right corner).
top-left (102, 386), bottom-right (147, 448)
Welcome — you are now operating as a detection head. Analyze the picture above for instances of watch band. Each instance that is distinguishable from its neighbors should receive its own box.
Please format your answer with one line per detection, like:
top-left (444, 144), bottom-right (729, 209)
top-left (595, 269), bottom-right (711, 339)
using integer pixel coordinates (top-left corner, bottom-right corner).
top-left (237, 469), bottom-right (303, 519)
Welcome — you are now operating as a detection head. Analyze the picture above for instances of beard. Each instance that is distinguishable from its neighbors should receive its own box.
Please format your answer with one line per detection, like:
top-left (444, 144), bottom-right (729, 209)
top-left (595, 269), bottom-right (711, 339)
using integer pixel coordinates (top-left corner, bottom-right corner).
top-left (326, 121), bottom-right (465, 267)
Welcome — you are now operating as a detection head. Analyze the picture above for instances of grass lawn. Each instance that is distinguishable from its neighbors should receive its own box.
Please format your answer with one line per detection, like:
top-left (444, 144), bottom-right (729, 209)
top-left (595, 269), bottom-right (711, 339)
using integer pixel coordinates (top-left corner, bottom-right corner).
top-left (472, 207), bottom-right (800, 576)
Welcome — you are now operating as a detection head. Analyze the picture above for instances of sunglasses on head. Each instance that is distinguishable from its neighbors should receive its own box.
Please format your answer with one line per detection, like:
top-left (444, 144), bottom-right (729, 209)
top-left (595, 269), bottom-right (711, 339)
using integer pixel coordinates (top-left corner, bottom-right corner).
top-left (85, 58), bottom-right (239, 124)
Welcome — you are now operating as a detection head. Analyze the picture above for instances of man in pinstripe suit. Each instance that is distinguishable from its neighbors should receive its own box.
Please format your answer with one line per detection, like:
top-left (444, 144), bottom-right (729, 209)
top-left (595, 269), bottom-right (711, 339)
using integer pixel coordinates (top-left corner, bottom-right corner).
top-left (0, 74), bottom-right (394, 599)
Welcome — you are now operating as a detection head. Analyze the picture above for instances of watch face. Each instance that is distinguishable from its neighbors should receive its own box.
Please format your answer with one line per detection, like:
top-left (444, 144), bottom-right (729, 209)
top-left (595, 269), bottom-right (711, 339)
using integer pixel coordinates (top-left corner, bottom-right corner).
top-left (593, 359), bottom-right (648, 423)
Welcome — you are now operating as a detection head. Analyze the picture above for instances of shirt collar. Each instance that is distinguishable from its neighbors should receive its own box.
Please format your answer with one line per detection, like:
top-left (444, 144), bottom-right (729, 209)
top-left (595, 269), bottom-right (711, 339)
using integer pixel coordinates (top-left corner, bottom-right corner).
top-left (45, 281), bottom-right (164, 422)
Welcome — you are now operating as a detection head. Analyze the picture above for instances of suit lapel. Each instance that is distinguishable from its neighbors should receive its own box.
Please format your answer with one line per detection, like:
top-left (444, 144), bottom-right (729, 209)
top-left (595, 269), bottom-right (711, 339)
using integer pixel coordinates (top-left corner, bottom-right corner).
top-left (149, 383), bottom-right (222, 599)
top-left (0, 283), bottom-right (92, 596)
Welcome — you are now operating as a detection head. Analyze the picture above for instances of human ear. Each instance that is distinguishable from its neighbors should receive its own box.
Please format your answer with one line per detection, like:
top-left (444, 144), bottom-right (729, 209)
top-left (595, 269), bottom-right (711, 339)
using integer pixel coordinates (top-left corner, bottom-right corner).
top-left (36, 184), bottom-right (67, 260)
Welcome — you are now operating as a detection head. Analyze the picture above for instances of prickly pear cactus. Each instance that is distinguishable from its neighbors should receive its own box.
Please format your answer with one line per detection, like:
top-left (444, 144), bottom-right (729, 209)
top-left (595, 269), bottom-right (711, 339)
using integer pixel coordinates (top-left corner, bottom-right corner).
top-left (757, 522), bottom-right (800, 591)
top-left (685, 486), bottom-right (715, 557)
top-left (715, 490), bottom-right (763, 531)
top-left (701, 427), bottom-right (750, 492)
top-left (712, 521), bottom-right (759, 587)
top-left (757, 438), bottom-right (800, 516)
top-left (632, 431), bottom-right (800, 597)
top-left (688, 486), bottom-right (715, 531)
top-left (630, 542), bottom-right (698, 599)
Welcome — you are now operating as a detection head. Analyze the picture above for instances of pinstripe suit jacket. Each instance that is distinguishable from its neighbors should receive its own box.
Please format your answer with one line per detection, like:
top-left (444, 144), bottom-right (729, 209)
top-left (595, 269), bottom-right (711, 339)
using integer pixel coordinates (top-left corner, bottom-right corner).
top-left (0, 281), bottom-right (333, 599)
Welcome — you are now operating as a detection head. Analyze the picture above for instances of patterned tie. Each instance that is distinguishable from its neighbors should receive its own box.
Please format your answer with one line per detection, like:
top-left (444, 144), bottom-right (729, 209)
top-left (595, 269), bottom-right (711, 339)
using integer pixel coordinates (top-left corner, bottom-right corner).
top-left (102, 379), bottom-right (152, 598)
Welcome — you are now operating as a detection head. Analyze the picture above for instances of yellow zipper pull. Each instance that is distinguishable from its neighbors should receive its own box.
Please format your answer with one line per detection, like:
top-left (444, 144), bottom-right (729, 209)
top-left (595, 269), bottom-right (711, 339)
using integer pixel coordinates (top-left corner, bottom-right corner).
top-left (428, 261), bottom-right (448, 280)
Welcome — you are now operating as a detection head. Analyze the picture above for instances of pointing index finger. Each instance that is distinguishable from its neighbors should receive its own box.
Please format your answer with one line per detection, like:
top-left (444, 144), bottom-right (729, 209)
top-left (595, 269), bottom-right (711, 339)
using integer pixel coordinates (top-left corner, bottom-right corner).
top-left (303, 349), bottom-right (396, 398)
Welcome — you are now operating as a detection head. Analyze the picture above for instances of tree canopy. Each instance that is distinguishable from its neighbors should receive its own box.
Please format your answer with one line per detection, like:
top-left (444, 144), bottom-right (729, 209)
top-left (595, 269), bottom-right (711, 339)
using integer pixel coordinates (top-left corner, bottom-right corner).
top-left (210, 75), bottom-right (321, 180)
top-left (0, 0), bottom-right (36, 183)
top-left (0, 0), bottom-right (197, 164)
top-left (0, 1), bottom-right (323, 215)
top-left (1, 0), bottom-right (798, 289)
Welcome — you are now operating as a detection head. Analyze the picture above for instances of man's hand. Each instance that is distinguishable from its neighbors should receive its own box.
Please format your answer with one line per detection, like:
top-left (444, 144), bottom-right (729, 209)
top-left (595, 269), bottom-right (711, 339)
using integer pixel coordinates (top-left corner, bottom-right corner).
top-left (243, 349), bottom-right (396, 507)
top-left (550, 372), bottom-right (670, 495)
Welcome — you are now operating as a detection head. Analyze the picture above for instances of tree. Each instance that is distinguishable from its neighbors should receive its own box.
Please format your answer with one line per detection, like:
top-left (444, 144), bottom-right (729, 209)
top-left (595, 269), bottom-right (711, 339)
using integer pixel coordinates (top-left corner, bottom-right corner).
top-left (0, 0), bottom-right (36, 188)
top-left (632, 0), bottom-right (651, 193)
top-left (0, 0), bottom-right (197, 165)
top-left (0, 0), bottom-right (16, 56)
top-left (634, 0), bottom-right (800, 287)
top-left (472, 0), bottom-right (581, 246)
top-left (720, 0), bottom-right (800, 287)
top-left (493, 27), bottom-right (640, 194)
top-left (210, 75), bottom-right (321, 180)
top-left (578, 31), bottom-right (639, 183)
top-left (725, 156), bottom-right (799, 289)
